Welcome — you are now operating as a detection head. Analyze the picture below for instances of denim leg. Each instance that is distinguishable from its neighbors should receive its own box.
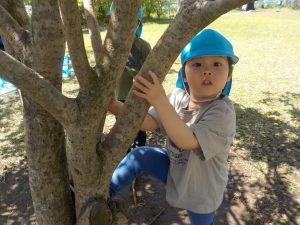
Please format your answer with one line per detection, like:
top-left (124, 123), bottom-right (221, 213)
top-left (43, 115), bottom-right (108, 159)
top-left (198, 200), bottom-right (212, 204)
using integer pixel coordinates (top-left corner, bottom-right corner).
top-left (110, 146), bottom-right (169, 197)
top-left (187, 210), bottom-right (215, 225)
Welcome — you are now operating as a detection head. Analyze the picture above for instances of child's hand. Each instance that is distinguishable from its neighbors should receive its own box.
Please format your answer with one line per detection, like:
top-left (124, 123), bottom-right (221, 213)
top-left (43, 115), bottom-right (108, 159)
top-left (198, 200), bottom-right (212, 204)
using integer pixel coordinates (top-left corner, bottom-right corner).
top-left (133, 71), bottom-right (167, 107)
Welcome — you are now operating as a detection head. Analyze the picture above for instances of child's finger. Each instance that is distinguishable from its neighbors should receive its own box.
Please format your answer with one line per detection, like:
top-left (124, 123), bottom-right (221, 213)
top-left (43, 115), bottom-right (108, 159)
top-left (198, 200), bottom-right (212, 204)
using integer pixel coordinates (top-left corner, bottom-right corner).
top-left (133, 78), bottom-right (149, 94)
top-left (133, 89), bottom-right (147, 99)
top-left (135, 75), bottom-right (153, 89)
top-left (148, 71), bottom-right (159, 85)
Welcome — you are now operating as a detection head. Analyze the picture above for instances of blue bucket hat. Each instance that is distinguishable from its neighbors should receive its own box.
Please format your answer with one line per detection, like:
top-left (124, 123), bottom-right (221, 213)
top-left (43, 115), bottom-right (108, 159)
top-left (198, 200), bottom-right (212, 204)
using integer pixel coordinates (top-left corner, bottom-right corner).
top-left (176, 29), bottom-right (239, 96)
top-left (108, 4), bottom-right (143, 37)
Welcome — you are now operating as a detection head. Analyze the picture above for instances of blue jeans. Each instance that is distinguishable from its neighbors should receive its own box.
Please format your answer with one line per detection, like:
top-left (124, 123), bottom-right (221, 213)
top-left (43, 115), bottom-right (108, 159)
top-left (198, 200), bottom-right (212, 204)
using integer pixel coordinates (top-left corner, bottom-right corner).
top-left (110, 146), bottom-right (215, 225)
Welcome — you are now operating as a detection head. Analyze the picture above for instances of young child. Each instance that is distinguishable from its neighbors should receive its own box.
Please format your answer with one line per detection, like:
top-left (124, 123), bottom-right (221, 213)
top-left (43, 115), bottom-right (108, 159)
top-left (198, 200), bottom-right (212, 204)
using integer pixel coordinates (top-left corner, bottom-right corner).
top-left (108, 28), bottom-right (238, 225)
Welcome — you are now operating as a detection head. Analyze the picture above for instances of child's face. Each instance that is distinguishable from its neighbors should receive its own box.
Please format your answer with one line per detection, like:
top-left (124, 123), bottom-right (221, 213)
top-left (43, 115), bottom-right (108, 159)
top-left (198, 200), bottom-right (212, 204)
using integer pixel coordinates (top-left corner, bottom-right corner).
top-left (184, 56), bottom-right (230, 101)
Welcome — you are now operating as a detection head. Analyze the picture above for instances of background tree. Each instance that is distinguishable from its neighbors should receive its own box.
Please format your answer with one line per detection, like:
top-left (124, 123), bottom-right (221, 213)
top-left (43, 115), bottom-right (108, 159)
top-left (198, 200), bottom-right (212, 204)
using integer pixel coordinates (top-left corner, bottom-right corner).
top-left (291, 0), bottom-right (300, 8)
top-left (79, 0), bottom-right (112, 27)
top-left (142, 0), bottom-right (173, 19)
top-left (155, 0), bottom-right (167, 18)
top-left (94, 0), bottom-right (111, 25)
top-left (142, 0), bottom-right (156, 18)
top-left (0, 0), bottom-right (252, 224)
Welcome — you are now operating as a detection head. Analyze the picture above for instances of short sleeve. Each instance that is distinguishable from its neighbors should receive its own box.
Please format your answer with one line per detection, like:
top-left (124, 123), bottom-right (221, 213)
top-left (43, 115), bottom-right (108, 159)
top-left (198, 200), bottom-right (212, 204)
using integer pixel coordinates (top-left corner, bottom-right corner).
top-left (148, 88), bottom-right (186, 134)
top-left (190, 99), bottom-right (236, 161)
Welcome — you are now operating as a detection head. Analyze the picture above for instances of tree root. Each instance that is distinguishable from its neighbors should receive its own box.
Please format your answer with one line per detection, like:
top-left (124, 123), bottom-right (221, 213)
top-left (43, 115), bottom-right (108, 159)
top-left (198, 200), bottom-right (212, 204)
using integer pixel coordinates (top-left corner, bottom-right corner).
top-left (108, 198), bottom-right (129, 225)
top-left (76, 197), bottom-right (128, 225)
top-left (90, 200), bottom-right (112, 225)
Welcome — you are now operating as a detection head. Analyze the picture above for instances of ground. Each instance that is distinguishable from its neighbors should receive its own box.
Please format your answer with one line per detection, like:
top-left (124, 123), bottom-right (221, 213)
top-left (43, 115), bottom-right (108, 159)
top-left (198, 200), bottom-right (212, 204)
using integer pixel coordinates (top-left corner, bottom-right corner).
top-left (0, 92), bottom-right (299, 224)
top-left (1, 137), bottom-right (300, 225)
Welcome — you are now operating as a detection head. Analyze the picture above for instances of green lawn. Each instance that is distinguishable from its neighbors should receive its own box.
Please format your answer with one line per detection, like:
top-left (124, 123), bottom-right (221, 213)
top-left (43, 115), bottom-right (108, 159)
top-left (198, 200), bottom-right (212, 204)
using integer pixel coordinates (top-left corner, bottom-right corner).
top-left (1, 8), bottom-right (300, 224)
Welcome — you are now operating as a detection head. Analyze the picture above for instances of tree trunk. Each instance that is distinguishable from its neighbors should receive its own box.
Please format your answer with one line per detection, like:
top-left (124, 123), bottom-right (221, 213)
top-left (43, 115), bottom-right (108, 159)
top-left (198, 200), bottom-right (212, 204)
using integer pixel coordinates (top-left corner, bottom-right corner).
top-left (65, 125), bottom-right (102, 216)
top-left (22, 96), bottom-right (75, 224)
top-left (291, 0), bottom-right (300, 8)
top-left (23, 0), bottom-right (76, 221)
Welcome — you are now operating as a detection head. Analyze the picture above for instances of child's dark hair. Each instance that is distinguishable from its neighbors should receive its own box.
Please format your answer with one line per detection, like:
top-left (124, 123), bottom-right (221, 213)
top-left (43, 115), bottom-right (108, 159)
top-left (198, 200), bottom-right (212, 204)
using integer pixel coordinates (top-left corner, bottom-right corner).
top-left (228, 57), bottom-right (234, 78)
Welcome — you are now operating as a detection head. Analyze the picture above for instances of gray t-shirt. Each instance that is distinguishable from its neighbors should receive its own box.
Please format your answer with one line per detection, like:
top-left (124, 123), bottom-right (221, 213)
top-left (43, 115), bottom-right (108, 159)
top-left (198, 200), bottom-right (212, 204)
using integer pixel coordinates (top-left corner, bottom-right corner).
top-left (148, 88), bottom-right (236, 213)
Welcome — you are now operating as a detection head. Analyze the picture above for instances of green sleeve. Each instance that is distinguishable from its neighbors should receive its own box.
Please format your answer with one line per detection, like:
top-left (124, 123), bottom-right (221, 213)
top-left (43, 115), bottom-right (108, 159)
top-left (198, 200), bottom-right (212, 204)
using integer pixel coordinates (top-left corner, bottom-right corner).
top-left (140, 40), bottom-right (151, 64)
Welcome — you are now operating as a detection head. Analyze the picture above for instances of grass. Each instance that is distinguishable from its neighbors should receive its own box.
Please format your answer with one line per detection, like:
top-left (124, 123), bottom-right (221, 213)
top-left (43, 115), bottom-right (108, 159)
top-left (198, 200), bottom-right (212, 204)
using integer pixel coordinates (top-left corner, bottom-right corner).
top-left (1, 8), bottom-right (300, 224)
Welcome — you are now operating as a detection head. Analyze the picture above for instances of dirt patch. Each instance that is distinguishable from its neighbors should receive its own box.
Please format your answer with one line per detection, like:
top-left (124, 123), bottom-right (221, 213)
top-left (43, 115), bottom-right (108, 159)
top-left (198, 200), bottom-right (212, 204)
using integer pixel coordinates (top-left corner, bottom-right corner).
top-left (1, 92), bottom-right (300, 224)
top-left (0, 160), bottom-right (35, 225)
top-left (1, 133), bottom-right (300, 224)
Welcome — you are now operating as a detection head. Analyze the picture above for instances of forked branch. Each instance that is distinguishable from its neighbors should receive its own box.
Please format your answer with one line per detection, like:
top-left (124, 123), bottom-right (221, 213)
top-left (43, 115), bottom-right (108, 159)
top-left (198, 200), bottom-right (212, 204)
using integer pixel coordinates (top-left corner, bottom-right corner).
top-left (0, 51), bottom-right (78, 124)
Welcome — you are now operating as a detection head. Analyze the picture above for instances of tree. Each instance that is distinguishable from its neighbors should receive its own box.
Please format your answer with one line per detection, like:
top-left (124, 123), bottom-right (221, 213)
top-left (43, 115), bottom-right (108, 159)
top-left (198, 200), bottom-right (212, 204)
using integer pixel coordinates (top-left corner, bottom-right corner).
top-left (142, 0), bottom-right (172, 19)
top-left (155, 0), bottom-right (168, 19)
top-left (0, 0), bottom-right (252, 224)
top-left (291, 0), bottom-right (300, 8)
top-left (142, 0), bottom-right (156, 18)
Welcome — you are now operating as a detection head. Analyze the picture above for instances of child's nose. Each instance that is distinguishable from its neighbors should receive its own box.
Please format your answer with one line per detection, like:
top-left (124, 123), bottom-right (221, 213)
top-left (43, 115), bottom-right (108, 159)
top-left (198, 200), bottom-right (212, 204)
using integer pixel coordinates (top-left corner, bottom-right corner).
top-left (203, 67), bottom-right (212, 76)
top-left (203, 71), bottom-right (212, 76)
top-left (202, 65), bottom-right (212, 76)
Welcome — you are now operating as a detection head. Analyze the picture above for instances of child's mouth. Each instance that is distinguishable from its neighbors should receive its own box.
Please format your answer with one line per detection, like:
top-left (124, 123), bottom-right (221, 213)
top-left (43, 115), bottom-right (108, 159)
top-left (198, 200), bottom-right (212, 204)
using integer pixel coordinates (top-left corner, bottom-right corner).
top-left (202, 80), bottom-right (212, 85)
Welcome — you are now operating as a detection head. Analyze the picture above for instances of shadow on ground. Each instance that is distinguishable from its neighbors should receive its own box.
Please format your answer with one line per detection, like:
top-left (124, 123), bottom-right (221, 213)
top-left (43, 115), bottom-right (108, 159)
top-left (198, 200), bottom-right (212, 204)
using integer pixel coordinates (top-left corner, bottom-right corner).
top-left (0, 91), bottom-right (299, 224)
top-left (127, 90), bottom-right (300, 224)
top-left (0, 160), bottom-right (34, 225)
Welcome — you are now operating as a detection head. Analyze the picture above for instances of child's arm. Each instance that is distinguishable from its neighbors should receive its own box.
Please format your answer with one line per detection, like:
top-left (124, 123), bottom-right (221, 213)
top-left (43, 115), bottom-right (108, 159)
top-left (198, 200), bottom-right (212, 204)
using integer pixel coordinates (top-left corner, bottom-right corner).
top-left (108, 92), bottom-right (159, 131)
top-left (133, 71), bottom-right (200, 150)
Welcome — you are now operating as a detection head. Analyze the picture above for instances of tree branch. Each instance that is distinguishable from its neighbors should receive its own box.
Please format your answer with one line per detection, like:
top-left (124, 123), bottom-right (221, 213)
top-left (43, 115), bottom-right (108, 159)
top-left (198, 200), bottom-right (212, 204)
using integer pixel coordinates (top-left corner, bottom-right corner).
top-left (31, 0), bottom-right (65, 88)
top-left (83, 0), bottom-right (102, 68)
top-left (0, 51), bottom-right (78, 125)
top-left (85, 0), bottom-right (142, 134)
top-left (0, 0), bottom-right (30, 29)
top-left (99, 0), bottom-right (253, 195)
top-left (59, 0), bottom-right (97, 91)
top-left (0, 5), bottom-right (30, 60)
top-left (97, 0), bottom-right (142, 85)
top-left (76, 0), bottom-right (142, 140)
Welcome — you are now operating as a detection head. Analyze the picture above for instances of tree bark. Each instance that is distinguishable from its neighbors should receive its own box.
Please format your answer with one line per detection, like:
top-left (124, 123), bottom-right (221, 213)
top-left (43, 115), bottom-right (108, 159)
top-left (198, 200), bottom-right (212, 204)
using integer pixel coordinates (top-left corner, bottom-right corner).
top-left (59, 0), bottom-right (98, 92)
top-left (23, 97), bottom-right (75, 225)
top-left (0, 0), bottom-right (75, 224)
top-left (0, 4), bottom-right (30, 60)
top-left (22, 1), bottom-right (75, 224)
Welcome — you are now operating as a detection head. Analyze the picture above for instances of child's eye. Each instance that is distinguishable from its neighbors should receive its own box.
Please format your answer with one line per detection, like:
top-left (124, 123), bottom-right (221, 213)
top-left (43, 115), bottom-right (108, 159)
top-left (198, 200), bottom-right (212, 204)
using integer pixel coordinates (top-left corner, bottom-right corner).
top-left (214, 62), bottom-right (222, 67)
top-left (193, 63), bottom-right (202, 67)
